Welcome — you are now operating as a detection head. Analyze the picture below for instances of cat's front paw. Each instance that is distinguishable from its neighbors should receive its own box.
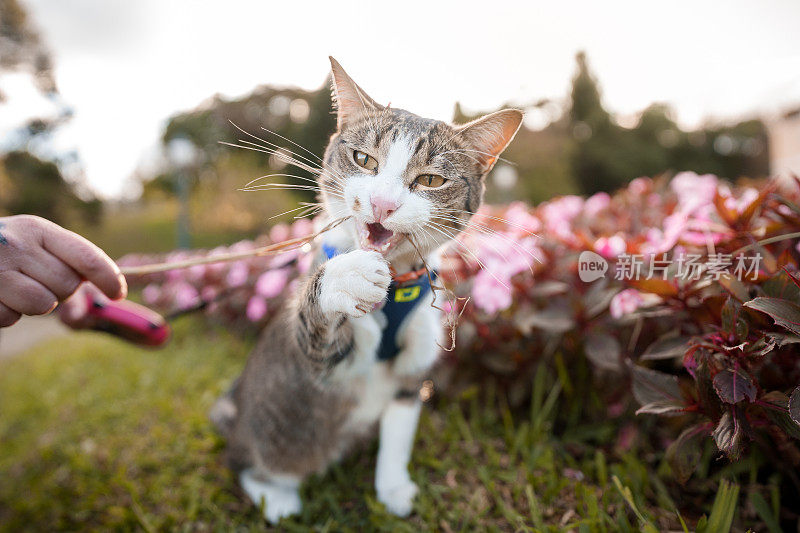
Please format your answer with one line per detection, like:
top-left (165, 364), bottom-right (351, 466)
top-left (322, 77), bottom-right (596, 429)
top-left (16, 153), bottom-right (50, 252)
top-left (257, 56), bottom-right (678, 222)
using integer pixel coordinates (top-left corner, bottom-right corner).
top-left (377, 480), bottom-right (418, 517)
top-left (319, 250), bottom-right (391, 318)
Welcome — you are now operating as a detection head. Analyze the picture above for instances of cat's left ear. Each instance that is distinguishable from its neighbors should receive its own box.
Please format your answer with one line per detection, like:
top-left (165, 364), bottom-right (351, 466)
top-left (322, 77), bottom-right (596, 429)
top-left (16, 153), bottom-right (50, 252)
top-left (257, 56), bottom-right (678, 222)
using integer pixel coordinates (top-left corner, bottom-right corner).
top-left (329, 57), bottom-right (382, 129)
top-left (454, 109), bottom-right (523, 175)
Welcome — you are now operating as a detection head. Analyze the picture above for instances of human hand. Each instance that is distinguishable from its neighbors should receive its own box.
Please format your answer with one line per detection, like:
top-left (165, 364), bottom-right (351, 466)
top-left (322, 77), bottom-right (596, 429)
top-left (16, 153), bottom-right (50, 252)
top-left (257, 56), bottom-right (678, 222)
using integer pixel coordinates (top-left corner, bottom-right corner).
top-left (0, 215), bottom-right (127, 327)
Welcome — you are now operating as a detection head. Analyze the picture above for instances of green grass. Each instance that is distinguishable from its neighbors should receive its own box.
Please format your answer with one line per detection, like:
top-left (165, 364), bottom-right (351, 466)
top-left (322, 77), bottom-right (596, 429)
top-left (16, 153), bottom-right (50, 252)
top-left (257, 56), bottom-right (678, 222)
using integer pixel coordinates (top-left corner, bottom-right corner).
top-left (0, 317), bottom-right (727, 531)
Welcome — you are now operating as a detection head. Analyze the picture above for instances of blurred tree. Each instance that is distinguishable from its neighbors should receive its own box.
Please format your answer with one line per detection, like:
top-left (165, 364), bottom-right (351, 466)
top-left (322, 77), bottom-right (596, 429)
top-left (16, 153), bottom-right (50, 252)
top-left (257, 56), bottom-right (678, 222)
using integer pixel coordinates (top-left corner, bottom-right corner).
top-left (566, 52), bottom-right (770, 196)
top-left (568, 52), bottom-right (630, 194)
top-left (0, 151), bottom-right (101, 225)
top-left (0, 0), bottom-right (56, 95)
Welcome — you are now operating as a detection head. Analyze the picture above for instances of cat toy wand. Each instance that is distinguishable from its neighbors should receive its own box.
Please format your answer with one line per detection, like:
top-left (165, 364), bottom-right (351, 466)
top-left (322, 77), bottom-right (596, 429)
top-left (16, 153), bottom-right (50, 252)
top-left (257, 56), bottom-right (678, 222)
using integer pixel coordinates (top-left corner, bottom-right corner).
top-left (88, 218), bottom-right (351, 348)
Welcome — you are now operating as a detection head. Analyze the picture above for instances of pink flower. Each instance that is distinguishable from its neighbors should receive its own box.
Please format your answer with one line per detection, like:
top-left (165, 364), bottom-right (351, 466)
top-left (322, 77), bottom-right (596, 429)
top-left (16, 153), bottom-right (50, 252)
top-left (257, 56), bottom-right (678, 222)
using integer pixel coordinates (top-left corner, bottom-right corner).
top-left (504, 202), bottom-right (541, 234)
top-left (541, 195), bottom-right (584, 244)
top-left (174, 282), bottom-right (200, 310)
top-left (722, 186), bottom-right (759, 214)
top-left (269, 223), bottom-right (291, 243)
top-left (472, 270), bottom-right (513, 314)
top-left (584, 192), bottom-right (611, 218)
top-left (201, 286), bottom-right (218, 302)
top-left (255, 269), bottom-right (289, 299)
top-left (187, 264), bottom-right (207, 282)
top-left (246, 296), bottom-right (268, 321)
top-left (610, 289), bottom-right (644, 319)
top-left (142, 284), bottom-right (161, 305)
top-left (594, 234), bottom-right (626, 258)
top-left (670, 172), bottom-right (718, 214)
top-left (291, 218), bottom-right (314, 238)
top-left (628, 177), bottom-right (650, 196)
top-left (226, 262), bottom-right (249, 287)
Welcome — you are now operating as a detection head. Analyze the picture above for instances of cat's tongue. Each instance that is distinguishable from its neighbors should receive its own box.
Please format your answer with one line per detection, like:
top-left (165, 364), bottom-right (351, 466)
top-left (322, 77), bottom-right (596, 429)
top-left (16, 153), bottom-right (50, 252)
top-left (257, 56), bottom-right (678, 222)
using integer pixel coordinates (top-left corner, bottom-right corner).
top-left (361, 222), bottom-right (397, 254)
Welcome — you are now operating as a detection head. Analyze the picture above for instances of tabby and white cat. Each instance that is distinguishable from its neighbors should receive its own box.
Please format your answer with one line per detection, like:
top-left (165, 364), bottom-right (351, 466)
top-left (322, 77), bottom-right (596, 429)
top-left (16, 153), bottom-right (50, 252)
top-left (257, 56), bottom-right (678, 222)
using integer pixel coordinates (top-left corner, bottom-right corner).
top-left (211, 57), bottom-right (522, 522)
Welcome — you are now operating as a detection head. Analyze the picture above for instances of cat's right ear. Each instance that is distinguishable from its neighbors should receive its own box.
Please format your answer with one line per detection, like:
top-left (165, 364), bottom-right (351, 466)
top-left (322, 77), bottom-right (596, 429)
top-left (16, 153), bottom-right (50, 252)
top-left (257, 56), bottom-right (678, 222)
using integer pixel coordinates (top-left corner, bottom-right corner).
top-left (329, 57), bottom-right (382, 129)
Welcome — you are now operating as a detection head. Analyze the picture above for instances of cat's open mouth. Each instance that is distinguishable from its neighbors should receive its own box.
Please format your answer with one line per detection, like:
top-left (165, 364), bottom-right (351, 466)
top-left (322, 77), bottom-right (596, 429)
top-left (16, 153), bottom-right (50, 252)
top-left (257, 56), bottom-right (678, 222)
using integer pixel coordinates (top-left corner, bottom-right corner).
top-left (359, 222), bottom-right (404, 254)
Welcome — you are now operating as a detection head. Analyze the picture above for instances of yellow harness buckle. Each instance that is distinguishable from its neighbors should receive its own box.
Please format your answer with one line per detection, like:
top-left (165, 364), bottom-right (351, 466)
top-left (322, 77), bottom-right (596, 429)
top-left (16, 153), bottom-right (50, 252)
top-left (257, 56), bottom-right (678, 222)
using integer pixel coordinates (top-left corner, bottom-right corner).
top-left (394, 286), bottom-right (421, 302)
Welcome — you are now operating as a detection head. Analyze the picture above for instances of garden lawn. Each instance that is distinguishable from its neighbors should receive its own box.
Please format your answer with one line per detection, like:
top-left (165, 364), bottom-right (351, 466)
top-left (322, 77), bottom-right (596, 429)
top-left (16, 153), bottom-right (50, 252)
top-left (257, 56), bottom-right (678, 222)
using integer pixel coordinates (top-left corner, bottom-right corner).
top-left (1, 317), bottom-right (715, 531)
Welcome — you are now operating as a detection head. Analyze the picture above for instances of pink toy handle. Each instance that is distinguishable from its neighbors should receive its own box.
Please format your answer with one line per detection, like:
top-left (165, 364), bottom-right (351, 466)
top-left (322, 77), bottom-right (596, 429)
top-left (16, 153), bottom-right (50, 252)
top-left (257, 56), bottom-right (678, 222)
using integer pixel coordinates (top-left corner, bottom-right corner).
top-left (84, 292), bottom-right (170, 347)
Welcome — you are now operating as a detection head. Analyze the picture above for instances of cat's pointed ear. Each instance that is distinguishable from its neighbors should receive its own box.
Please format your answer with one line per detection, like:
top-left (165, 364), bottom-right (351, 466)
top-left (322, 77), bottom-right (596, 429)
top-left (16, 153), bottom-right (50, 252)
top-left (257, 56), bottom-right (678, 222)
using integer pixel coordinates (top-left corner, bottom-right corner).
top-left (329, 56), bottom-right (382, 129)
top-left (454, 109), bottom-right (523, 174)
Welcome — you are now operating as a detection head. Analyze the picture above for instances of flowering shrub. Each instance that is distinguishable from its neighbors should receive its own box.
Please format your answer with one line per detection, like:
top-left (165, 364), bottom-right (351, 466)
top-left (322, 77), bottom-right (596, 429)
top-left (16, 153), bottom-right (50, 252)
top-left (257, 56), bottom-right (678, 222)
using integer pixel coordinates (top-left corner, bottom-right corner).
top-left (121, 172), bottom-right (800, 482)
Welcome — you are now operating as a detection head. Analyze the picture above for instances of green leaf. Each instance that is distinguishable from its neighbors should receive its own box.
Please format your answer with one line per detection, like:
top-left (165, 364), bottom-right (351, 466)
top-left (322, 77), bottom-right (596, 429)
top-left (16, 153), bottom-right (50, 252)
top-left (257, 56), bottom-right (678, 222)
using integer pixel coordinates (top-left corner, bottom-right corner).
top-left (640, 334), bottom-right (690, 361)
top-left (612, 476), bottom-right (660, 533)
top-left (665, 424), bottom-right (705, 483)
top-left (705, 480), bottom-right (739, 533)
top-left (712, 368), bottom-right (756, 404)
top-left (748, 492), bottom-right (782, 533)
top-left (743, 297), bottom-right (800, 334)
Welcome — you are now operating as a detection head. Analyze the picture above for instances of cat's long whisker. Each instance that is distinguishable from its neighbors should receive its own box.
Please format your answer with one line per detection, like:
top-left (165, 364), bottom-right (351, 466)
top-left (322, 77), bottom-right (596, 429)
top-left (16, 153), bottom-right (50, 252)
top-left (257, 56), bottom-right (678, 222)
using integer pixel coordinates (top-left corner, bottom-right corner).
top-left (240, 184), bottom-right (344, 199)
top-left (422, 222), bottom-right (509, 290)
top-left (234, 140), bottom-right (327, 176)
top-left (219, 142), bottom-right (322, 176)
top-left (431, 213), bottom-right (539, 268)
top-left (411, 226), bottom-right (464, 286)
top-left (239, 183), bottom-right (343, 198)
top-left (259, 126), bottom-right (325, 164)
top-left (238, 139), bottom-right (349, 187)
top-left (427, 219), bottom-right (529, 273)
top-left (431, 212), bottom-right (541, 265)
top-left (229, 121), bottom-right (349, 183)
top-left (243, 173), bottom-right (344, 193)
top-left (438, 206), bottom-right (542, 238)
top-left (268, 202), bottom-right (325, 221)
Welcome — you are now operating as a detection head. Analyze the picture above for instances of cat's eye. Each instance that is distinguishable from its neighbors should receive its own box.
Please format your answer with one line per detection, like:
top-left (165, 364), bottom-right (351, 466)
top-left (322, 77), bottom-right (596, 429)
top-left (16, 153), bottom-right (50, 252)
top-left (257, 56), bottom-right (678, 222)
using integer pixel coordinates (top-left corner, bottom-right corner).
top-left (415, 174), bottom-right (448, 189)
top-left (353, 150), bottom-right (378, 171)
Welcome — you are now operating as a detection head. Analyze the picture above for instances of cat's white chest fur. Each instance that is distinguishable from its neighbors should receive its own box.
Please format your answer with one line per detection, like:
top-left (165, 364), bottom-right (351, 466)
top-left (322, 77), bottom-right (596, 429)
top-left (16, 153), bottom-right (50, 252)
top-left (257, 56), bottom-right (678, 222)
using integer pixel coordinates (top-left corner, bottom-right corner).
top-left (332, 294), bottom-right (442, 433)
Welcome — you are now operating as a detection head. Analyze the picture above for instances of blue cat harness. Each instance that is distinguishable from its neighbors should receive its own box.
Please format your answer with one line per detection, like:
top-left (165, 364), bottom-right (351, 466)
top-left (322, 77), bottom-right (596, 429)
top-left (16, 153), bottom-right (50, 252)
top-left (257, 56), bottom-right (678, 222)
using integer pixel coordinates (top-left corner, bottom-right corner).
top-left (322, 243), bottom-right (437, 361)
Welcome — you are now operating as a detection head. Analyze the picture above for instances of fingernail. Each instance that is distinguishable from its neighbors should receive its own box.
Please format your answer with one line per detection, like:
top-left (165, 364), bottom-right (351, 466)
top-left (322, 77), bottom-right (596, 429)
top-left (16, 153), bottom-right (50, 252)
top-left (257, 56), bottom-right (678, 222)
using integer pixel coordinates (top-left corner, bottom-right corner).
top-left (118, 274), bottom-right (128, 299)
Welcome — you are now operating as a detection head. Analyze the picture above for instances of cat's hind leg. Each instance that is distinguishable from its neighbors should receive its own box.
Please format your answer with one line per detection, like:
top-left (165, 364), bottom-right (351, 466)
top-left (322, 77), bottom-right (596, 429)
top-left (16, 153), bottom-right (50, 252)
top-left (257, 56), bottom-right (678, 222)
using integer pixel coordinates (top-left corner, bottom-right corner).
top-left (239, 469), bottom-right (302, 524)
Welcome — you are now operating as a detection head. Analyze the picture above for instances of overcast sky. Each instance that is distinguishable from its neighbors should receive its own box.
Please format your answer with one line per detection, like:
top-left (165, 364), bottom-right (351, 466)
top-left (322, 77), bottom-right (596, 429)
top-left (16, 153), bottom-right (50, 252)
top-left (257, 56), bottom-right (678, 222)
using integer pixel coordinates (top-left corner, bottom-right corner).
top-left (2, 0), bottom-right (799, 198)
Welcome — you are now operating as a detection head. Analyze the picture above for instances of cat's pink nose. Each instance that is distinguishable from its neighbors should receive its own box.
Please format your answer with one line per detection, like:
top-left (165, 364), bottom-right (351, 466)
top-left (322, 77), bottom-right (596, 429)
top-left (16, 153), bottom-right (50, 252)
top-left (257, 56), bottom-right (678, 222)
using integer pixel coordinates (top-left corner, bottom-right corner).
top-left (370, 195), bottom-right (399, 223)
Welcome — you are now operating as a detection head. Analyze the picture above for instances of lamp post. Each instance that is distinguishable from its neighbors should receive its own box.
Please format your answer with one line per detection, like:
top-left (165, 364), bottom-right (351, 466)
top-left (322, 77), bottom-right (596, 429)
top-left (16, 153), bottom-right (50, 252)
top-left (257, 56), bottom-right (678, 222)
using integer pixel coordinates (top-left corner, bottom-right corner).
top-left (166, 137), bottom-right (199, 250)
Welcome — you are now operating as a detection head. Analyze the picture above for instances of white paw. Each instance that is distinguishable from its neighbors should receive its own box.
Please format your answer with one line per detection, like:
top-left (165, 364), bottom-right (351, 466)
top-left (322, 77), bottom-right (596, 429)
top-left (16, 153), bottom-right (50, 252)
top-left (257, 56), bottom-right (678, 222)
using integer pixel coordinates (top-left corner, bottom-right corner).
top-left (262, 488), bottom-right (302, 524)
top-left (239, 471), bottom-right (302, 524)
top-left (320, 250), bottom-right (391, 318)
top-left (377, 480), bottom-right (418, 517)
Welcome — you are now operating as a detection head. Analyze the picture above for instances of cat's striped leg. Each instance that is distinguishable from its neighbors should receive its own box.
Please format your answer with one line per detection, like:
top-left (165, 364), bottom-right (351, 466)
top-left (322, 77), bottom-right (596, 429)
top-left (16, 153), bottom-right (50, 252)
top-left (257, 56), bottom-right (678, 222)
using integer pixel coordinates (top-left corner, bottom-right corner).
top-left (375, 397), bottom-right (422, 517)
top-left (239, 469), bottom-right (302, 524)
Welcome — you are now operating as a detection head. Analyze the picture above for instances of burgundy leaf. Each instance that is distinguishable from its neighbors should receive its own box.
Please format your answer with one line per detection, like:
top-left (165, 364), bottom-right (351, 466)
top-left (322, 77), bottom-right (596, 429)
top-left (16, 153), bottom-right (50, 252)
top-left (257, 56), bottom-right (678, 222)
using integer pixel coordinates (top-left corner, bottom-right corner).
top-left (585, 332), bottom-right (622, 371)
top-left (635, 400), bottom-right (685, 416)
top-left (713, 368), bottom-right (756, 404)
top-left (632, 365), bottom-right (682, 407)
top-left (641, 335), bottom-right (691, 361)
top-left (666, 424), bottom-right (705, 483)
top-left (713, 411), bottom-right (742, 458)
top-left (743, 297), bottom-right (800, 335)
top-left (791, 387), bottom-right (800, 428)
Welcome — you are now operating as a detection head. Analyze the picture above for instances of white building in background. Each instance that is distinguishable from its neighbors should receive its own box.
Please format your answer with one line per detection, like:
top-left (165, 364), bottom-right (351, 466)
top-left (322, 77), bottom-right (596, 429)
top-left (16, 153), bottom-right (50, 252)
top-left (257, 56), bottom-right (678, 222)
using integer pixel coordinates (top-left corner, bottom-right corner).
top-left (768, 107), bottom-right (800, 179)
